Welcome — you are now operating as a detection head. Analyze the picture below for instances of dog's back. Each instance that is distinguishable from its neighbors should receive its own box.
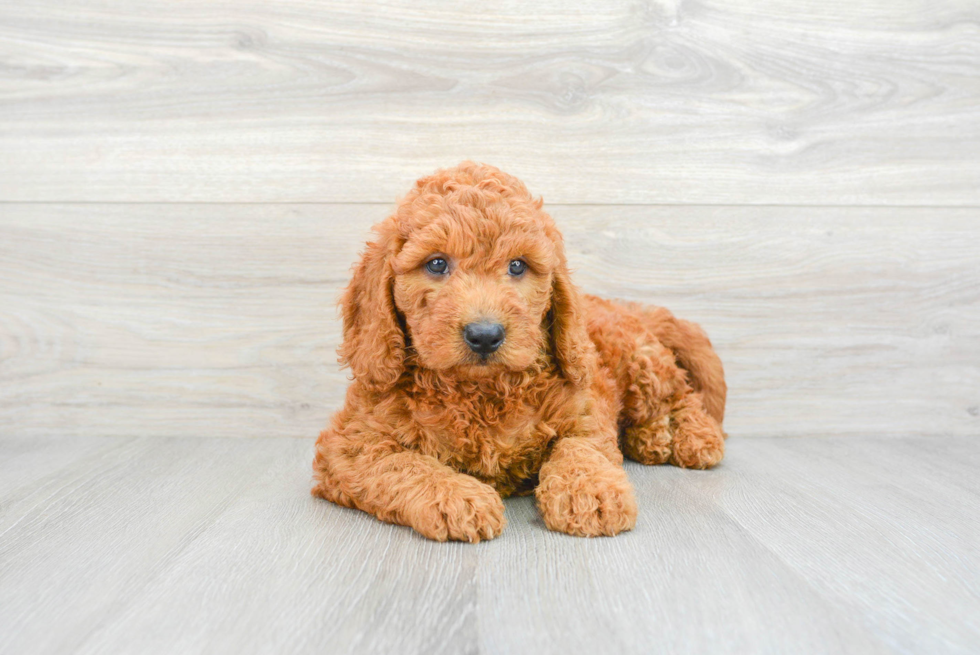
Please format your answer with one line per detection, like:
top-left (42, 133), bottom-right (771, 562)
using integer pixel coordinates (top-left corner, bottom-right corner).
top-left (583, 295), bottom-right (726, 426)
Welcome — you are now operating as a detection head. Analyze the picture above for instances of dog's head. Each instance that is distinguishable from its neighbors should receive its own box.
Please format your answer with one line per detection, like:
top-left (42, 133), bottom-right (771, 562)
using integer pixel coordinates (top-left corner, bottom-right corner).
top-left (339, 162), bottom-right (593, 392)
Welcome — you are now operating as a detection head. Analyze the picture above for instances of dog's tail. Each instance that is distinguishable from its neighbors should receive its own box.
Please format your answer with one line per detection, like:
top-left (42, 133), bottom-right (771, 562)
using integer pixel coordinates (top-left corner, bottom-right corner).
top-left (644, 307), bottom-right (727, 427)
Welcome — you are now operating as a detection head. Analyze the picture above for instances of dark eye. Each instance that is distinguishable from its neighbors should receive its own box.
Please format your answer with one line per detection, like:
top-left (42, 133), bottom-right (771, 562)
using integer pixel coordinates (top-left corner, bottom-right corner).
top-left (425, 258), bottom-right (449, 275)
top-left (508, 259), bottom-right (527, 276)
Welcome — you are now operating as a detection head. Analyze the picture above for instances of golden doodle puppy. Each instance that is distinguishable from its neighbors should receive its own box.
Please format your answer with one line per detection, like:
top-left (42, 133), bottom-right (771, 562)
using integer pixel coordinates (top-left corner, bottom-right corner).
top-left (313, 162), bottom-right (726, 542)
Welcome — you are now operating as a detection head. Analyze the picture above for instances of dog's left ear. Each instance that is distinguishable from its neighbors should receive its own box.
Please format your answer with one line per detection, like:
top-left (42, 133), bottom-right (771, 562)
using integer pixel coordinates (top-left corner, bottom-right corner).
top-left (548, 248), bottom-right (595, 388)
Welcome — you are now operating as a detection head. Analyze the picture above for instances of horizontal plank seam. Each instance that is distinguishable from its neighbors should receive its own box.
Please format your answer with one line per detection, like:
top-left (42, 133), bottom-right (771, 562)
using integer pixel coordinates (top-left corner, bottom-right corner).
top-left (2, 201), bottom-right (979, 209)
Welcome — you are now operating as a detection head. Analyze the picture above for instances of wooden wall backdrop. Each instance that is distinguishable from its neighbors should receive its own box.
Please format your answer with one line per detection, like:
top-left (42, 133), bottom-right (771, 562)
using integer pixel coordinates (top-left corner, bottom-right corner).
top-left (1, 0), bottom-right (979, 440)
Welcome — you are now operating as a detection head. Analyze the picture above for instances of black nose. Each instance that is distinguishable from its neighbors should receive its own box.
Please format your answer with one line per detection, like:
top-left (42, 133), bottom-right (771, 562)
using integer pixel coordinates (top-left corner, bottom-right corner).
top-left (463, 322), bottom-right (505, 356)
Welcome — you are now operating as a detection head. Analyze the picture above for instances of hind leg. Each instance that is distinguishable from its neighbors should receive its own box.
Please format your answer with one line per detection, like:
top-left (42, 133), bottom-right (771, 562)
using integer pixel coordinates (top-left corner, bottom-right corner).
top-left (623, 392), bottom-right (725, 470)
top-left (617, 339), bottom-right (681, 466)
top-left (619, 340), bottom-right (725, 470)
top-left (665, 391), bottom-right (725, 469)
top-left (622, 416), bottom-right (673, 465)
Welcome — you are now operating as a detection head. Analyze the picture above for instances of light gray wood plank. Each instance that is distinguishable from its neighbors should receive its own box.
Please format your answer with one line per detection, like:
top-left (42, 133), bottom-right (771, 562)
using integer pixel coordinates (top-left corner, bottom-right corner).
top-left (0, 203), bottom-right (372, 439)
top-left (2, 203), bottom-right (978, 440)
top-left (0, 437), bottom-right (281, 654)
top-left (72, 439), bottom-right (480, 655)
top-left (477, 480), bottom-right (886, 655)
top-left (560, 206), bottom-right (980, 439)
top-left (2, 435), bottom-right (978, 654)
top-left (706, 437), bottom-right (980, 653)
top-left (1, 0), bottom-right (978, 204)
top-left (0, 435), bottom-right (131, 500)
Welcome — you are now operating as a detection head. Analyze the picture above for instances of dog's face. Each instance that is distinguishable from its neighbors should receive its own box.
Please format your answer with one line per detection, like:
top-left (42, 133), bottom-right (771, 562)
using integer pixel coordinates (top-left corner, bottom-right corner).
top-left (390, 203), bottom-right (558, 377)
top-left (340, 162), bottom-right (593, 390)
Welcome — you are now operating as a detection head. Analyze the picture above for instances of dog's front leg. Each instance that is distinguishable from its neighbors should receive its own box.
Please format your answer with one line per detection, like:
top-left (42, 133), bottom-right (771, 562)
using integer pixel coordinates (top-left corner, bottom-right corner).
top-left (535, 428), bottom-right (638, 538)
top-left (313, 413), bottom-right (505, 543)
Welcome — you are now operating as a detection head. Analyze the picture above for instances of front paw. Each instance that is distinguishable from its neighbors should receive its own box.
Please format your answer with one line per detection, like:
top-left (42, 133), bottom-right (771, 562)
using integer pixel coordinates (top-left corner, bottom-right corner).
top-left (411, 474), bottom-right (506, 543)
top-left (536, 443), bottom-right (638, 537)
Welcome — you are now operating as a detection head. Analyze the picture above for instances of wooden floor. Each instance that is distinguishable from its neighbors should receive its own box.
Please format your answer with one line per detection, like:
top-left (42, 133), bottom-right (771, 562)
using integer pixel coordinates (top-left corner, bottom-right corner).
top-left (0, 435), bottom-right (977, 654)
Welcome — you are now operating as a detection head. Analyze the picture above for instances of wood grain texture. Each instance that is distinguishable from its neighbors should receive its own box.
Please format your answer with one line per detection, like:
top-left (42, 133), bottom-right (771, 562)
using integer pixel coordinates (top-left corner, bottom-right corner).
top-left (2, 203), bottom-right (978, 440)
top-left (1, 435), bottom-right (978, 654)
top-left (716, 437), bottom-right (980, 653)
top-left (3, 4), bottom-right (977, 651)
top-left (1, 0), bottom-right (978, 204)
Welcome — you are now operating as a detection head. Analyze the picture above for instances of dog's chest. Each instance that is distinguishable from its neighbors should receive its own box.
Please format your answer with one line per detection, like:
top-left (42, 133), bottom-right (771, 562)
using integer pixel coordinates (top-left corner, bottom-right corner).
top-left (408, 393), bottom-right (556, 495)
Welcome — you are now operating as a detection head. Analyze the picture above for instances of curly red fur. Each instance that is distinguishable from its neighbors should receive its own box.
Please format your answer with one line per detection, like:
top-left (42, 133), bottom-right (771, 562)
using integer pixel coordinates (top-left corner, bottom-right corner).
top-left (313, 162), bottom-right (727, 541)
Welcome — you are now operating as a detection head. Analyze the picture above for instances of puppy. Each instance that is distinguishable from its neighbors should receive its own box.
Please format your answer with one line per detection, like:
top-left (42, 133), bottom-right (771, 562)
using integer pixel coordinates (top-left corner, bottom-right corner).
top-left (312, 162), bottom-right (726, 541)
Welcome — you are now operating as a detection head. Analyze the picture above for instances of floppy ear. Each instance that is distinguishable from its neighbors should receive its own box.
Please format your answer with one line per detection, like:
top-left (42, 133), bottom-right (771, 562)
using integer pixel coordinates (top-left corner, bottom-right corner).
top-left (338, 220), bottom-right (405, 392)
top-left (549, 253), bottom-right (595, 388)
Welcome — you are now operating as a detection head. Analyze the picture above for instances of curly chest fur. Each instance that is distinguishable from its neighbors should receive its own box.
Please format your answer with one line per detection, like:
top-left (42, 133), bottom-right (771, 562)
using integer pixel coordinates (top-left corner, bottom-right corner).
top-left (401, 373), bottom-right (571, 496)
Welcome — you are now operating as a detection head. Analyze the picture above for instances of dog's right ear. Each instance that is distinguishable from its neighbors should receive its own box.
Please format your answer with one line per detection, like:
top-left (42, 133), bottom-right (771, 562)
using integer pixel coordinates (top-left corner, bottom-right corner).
top-left (338, 217), bottom-right (405, 392)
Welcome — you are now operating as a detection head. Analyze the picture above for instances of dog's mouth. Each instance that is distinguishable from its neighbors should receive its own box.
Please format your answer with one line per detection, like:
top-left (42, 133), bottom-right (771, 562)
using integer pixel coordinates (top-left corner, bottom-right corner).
top-left (453, 352), bottom-right (507, 377)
